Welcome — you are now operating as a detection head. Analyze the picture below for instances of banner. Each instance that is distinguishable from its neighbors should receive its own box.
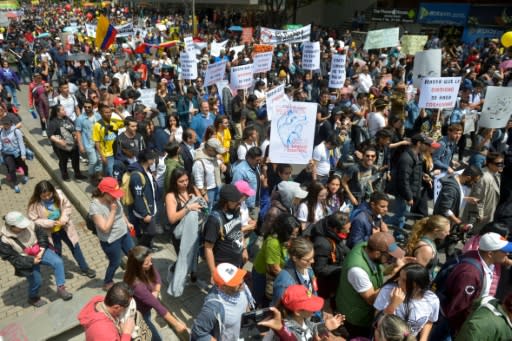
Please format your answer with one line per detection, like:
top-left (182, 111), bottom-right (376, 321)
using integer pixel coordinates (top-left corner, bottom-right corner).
top-left (253, 44), bottom-right (274, 54)
top-left (241, 27), bottom-right (253, 43)
top-left (479, 86), bottom-right (512, 129)
top-left (116, 23), bottom-right (134, 38)
top-left (418, 77), bottom-right (461, 109)
top-left (260, 24), bottom-right (311, 44)
top-left (412, 49), bottom-right (442, 88)
top-left (253, 51), bottom-right (273, 73)
top-left (269, 101), bottom-right (317, 164)
top-left (417, 3), bottom-right (470, 26)
top-left (204, 61), bottom-right (227, 87)
top-left (401, 35), bottom-right (428, 55)
top-left (371, 8), bottom-right (416, 23)
top-left (364, 27), bottom-right (399, 50)
top-left (138, 88), bottom-right (157, 109)
top-left (230, 64), bottom-right (254, 90)
top-left (302, 41), bottom-right (320, 70)
top-left (266, 84), bottom-right (287, 121)
top-left (180, 52), bottom-right (197, 80)
top-left (210, 40), bottom-right (228, 57)
top-left (462, 27), bottom-right (504, 44)
top-left (328, 54), bottom-right (346, 89)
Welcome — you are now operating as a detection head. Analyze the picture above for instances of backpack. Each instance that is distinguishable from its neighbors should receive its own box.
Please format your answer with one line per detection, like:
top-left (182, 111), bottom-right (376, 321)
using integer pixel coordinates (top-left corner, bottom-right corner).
top-left (431, 255), bottom-right (484, 306)
top-left (84, 214), bottom-right (97, 235)
top-left (120, 171), bottom-right (146, 206)
top-left (229, 140), bottom-right (247, 165)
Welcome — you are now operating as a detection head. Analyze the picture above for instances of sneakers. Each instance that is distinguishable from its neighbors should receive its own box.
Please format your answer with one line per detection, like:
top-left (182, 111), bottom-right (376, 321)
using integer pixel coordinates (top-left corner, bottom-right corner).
top-left (42, 130), bottom-right (47, 137)
top-left (14, 186), bottom-right (20, 193)
top-left (57, 286), bottom-right (73, 301)
top-left (28, 296), bottom-right (47, 307)
top-left (75, 173), bottom-right (88, 181)
top-left (81, 268), bottom-right (96, 278)
top-left (21, 176), bottom-right (28, 184)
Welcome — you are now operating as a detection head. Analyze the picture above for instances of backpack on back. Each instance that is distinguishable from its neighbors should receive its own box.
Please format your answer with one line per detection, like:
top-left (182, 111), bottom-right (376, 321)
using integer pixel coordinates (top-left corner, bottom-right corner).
top-left (120, 171), bottom-right (145, 206)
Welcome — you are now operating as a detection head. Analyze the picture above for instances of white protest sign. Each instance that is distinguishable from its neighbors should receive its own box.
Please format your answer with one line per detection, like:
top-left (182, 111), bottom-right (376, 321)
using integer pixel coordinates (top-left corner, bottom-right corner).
top-left (418, 77), bottom-right (461, 109)
top-left (230, 64), bottom-right (254, 90)
top-left (138, 88), bottom-right (157, 109)
top-left (116, 23), bottom-right (134, 38)
top-left (204, 61), bottom-right (227, 87)
top-left (210, 40), bottom-right (228, 57)
top-left (85, 24), bottom-right (96, 38)
top-left (364, 27), bottom-right (399, 50)
top-left (230, 45), bottom-right (245, 60)
top-left (180, 52), bottom-right (198, 80)
top-left (260, 25), bottom-right (311, 44)
top-left (302, 41), bottom-right (320, 70)
top-left (464, 111), bottom-right (477, 134)
top-left (412, 49), bottom-right (442, 88)
top-left (253, 51), bottom-right (273, 73)
top-left (269, 101), bottom-right (317, 164)
top-left (266, 84), bottom-right (287, 121)
top-left (480, 86), bottom-right (512, 128)
top-left (184, 36), bottom-right (194, 54)
top-left (328, 54), bottom-right (346, 89)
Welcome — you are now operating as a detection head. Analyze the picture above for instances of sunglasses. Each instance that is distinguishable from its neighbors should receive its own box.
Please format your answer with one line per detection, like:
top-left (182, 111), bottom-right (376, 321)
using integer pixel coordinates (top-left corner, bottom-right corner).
top-left (493, 162), bottom-right (505, 167)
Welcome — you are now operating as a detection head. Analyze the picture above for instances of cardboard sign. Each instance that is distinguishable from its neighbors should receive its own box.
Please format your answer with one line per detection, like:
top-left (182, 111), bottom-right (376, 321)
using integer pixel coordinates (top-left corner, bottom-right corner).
top-left (302, 41), bottom-right (320, 70)
top-left (253, 44), bottom-right (274, 54)
top-left (328, 54), bottom-right (346, 89)
top-left (230, 64), bottom-right (254, 90)
top-left (253, 51), bottom-right (273, 73)
top-left (364, 27), bottom-right (399, 50)
top-left (480, 86), bottom-right (512, 128)
top-left (401, 35), bottom-right (428, 55)
top-left (180, 52), bottom-right (197, 80)
top-left (260, 24), bottom-right (311, 44)
top-left (241, 27), bottom-right (253, 43)
top-left (418, 77), bottom-right (461, 109)
top-left (204, 61), bottom-right (227, 87)
top-left (266, 84), bottom-right (287, 121)
top-left (138, 88), bottom-right (157, 109)
top-left (412, 49), bottom-right (442, 88)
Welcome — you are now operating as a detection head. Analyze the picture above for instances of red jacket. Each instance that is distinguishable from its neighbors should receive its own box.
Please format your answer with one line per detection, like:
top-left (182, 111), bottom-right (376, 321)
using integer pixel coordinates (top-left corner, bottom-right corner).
top-left (442, 250), bottom-right (484, 332)
top-left (77, 295), bottom-right (131, 341)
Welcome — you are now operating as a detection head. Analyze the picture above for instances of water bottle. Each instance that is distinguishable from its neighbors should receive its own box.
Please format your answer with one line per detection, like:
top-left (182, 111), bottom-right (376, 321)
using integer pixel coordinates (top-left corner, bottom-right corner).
top-left (30, 109), bottom-right (37, 119)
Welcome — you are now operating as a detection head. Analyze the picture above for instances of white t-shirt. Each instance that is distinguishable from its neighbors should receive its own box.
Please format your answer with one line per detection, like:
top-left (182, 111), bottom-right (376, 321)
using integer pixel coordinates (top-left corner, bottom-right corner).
top-left (374, 283), bottom-right (439, 336)
top-left (347, 267), bottom-right (373, 293)
top-left (296, 202), bottom-right (327, 224)
top-left (237, 142), bottom-right (256, 161)
top-left (56, 94), bottom-right (78, 122)
top-left (367, 111), bottom-right (386, 137)
top-left (312, 142), bottom-right (331, 177)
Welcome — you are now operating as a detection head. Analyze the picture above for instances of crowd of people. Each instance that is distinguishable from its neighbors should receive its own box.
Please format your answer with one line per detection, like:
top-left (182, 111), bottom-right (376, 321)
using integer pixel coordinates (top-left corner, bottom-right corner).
top-left (0, 2), bottom-right (512, 341)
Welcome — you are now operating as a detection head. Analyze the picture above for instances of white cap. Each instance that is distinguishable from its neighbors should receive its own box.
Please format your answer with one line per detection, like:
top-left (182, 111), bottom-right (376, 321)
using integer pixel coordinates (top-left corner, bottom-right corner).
top-left (479, 232), bottom-right (512, 252)
top-left (4, 211), bottom-right (31, 229)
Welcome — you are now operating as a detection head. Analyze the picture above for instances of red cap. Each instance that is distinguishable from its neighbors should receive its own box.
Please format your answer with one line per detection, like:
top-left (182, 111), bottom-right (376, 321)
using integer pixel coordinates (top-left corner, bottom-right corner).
top-left (282, 285), bottom-right (324, 312)
top-left (97, 177), bottom-right (124, 199)
top-left (113, 97), bottom-right (127, 106)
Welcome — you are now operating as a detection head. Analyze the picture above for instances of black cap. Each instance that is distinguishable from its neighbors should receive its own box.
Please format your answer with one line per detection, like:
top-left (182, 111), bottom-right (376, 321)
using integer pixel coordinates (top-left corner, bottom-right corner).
top-left (0, 116), bottom-right (14, 125)
top-left (219, 184), bottom-right (242, 202)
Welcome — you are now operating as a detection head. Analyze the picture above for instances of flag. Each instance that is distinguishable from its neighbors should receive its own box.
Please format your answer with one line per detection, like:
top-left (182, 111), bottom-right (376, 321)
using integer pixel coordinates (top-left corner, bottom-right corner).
top-left (95, 15), bottom-right (117, 50)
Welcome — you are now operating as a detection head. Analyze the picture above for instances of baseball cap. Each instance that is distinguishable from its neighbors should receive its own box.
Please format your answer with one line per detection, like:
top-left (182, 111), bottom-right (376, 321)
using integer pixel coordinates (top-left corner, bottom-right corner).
top-left (411, 133), bottom-right (441, 149)
top-left (282, 285), bottom-right (324, 312)
top-left (113, 97), bottom-right (127, 106)
top-left (234, 180), bottom-right (255, 197)
top-left (4, 211), bottom-right (31, 229)
top-left (206, 138), bottom-right (225, 154)
top-left (368, 232), bottom-right (405, 259)
top-left (213, 263), bottom-right (247, 287)
top-left (479, 232), bottom-right (512, 252)
top-left (219, 184), bottom-right (242, 202)
top-left (277, 181), bottom-right (308, 200)
top-left (97, 177), bottom-right (125, 199)
top-left (120, 139), bottom-right (138, 154)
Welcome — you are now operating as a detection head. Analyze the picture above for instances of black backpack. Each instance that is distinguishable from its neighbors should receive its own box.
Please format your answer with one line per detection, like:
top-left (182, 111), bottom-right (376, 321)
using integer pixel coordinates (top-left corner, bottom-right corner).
top-left (84, 214), bottom-right (97, 235)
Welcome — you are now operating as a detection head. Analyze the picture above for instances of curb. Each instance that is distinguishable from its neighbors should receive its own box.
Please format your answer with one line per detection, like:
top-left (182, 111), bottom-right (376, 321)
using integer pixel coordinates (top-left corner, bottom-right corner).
top-left (21, 126), bottom-right (90, 218)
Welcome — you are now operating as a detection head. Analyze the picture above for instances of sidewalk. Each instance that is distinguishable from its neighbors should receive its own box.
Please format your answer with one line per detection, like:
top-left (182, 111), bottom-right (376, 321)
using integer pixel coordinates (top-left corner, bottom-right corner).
top-left (0, 86), bottom-right (211, 341)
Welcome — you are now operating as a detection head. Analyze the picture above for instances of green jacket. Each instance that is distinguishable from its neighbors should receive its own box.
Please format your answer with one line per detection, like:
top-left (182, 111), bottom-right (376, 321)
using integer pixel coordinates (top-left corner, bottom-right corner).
top-left (335, 242), bottom-right (384, 328)
top-left (456, 297), bottom-right (512, 341)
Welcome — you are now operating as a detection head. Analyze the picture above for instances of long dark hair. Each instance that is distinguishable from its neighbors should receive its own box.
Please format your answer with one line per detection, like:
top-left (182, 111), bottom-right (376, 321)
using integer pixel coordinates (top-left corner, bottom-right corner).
top-left (326, 173), bottom-right (344, 205)
top-left (123, 246), bottom-right (156, 286)
top-left (303, 181), bottom-right (327, 223)
top-left (167, 167), bottom-right (194, 196)
top-left (28, 180), bottom-right (61, 210)
top-left (269, 213), bottom-right (300, 242)
top-left (49, 104), bottom-right (63, 121)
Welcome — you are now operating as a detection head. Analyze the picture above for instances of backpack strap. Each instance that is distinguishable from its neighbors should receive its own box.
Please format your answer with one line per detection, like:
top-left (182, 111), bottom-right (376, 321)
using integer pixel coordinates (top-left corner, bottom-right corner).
top-left (327, 237), bottom-right (337, 263)
top-left (461, 257), bottom-right (484, 287)
top-left (134, 171), bottom-right (150, 214)
top-left (210, 210), bottom-right (225, 240)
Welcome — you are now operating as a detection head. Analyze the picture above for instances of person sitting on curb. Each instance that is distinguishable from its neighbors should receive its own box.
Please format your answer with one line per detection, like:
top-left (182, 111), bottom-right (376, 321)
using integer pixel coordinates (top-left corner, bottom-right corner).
top-left (0, 211), bottom-right (73, 307)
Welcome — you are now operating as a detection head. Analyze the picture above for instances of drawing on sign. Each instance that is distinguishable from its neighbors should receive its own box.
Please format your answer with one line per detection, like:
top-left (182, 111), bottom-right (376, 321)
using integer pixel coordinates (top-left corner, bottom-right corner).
top-left (277, 108), bottom-right (308, 153)
top-left (485, 97), bottom-right (512, 122)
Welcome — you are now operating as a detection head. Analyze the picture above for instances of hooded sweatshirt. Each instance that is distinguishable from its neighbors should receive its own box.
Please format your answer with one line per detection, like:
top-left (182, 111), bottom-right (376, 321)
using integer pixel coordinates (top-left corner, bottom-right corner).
top-left (0, 125), bottom-right (25, 157)
top-left (77, 295), bottom-right (131, 341)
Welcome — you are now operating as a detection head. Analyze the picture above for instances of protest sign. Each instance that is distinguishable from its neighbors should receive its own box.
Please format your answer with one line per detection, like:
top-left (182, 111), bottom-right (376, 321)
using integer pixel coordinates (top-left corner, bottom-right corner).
top-left (241, 27), bottom-right (253, 43)
top-left (260, 24), bottom-right (311, 44)
top-left (266, 84), bottom-right (287, 120)
top-left (230, 64), bottom-right (254, 90)
top-left (464, 111), bottom-right (477, 134)
top-left (116, 22), bottom-right (134, 38)
top-left (418, 77), bottom-right (461, 109)
top-left (480, 86), bottom-right (512, 129)
top-left (210, 40), bottom-right (228, 57)
top-left (138, 88), bottom-right (157, 109)
top-left (85, 24), bottom-right (96, 37)
top-left (230, 45), bottom-right (245, 60)
top-left (184, 36), bottom-right (194, 54)
top-left (204, 61), bottom-right (227, 87)
top-left (269, 101), bottom-right (317, 164)
top-left (401, 35), bottom-right (428, 55)
top-left (253, 51), bottom-right (273, 73)
top-left (253, 44), bottom-right (274, 54)
top-left (364, 27), bottom-right (399, 50)
top-left (302, 42), bottom-right (320, 70)
top-left (412, 49), bottom-right (442, 88)
top-left (180, 52), bottom-right (197, 80)
top-left (328, 54), bottom-right (346, 89)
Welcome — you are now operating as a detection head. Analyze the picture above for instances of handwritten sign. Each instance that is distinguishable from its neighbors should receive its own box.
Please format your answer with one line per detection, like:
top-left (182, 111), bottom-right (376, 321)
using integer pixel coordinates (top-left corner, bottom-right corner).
top-left (253, 51), bottom-right (273, 73)
top-left (266, 84), bottom-right (287, 120)
top-left (418, 77), bottom-right (461, 109)
top-left (230, 64), bottom-right (254, 90)
top-left (210, 40), bottom-right (228, 57)
top-left (138, 88), bottom-right (157, 109)
top-left (204, 61), bottom-right (227, 87)
top-left (401, 35), bottom-right (428, 55)
top-left (180, 52), bottom-right (197, 80)
top-left (364, 27), bottom-right (399, 50)
top-left (480, 86), bottom-right (512, 129)
top-left (302, 41), bottom-right (320, 70)
top-left (328, 54), bottom-right (346, 89)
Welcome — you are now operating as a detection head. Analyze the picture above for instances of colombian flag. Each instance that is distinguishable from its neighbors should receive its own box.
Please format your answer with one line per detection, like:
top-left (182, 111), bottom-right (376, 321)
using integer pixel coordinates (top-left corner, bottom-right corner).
top-left (95, 15), bottom-right (117, 50)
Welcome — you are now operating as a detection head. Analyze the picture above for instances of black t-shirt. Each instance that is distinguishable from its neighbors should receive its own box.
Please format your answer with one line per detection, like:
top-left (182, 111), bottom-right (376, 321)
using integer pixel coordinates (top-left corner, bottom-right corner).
top-left (345, 163), bottom-right (376, 203)
top-left (203, 210), bottom-right (244, 267)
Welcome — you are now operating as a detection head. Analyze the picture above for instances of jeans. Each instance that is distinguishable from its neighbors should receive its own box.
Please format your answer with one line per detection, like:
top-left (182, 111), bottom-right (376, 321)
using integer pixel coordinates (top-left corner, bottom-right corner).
top-left (26, 248), bottom-right (66, 299)
top-left (2, 153), bottom-right (28, 185)
top-left (4, 83), bottom-right (19, 107)
top-left (143, 311), bottom-right (162, 341)
top-left (85, 146), bottom-right (102, 176)
top-left (103, 155), bottom-right (115, 177)
top-left (52, 229), bottom-right (90, 271)
top-left (207, 187), bottom-right (219, 211)
top-left (99, 233), bottom-right (134, 285)
top-left (157, 112), bottom-right (167, 128)
top-left (251, 269), bottom-right (268, 308)
top-left (386, 197), bottom-right (410, 230)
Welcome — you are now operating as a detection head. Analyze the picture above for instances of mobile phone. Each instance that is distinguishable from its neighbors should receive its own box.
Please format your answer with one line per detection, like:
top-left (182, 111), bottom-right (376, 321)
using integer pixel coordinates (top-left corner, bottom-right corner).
top-left (241, 308), bottom-right (273, 332)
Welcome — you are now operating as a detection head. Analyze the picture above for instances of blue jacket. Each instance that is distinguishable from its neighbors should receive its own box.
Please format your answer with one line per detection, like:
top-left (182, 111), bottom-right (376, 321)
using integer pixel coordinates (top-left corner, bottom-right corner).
top-left (272, 260), bottom-right (317, 307)
top-left (347, 202), bottom-right (374, 249)
top-left (232, 160), bottom-right (260, 208)
top-left (176, 95), bottom-right (199, 125)
top-left (433, 136), bottom-right (457, 171)
top-left (127, 162), bottom-right (156, 217)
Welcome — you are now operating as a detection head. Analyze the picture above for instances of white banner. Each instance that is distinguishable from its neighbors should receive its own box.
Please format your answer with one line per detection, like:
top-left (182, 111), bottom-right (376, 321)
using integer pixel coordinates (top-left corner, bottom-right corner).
top-left (180, 52), bottom-right (198, 80)
top-left (328, 54), bottom-right (346, 89)
top-left (269, 101), bottom-right (317, 164)
top-left (138, 88), bottom-right (157, 109)
top-left (204, 61), bottom-right (227, 87)
top-left (479, 86), bottom-right (512, 129)
top-left (266, 84), bottom-right (287, 121)
top-left (302, 41), bottom-right (320, 70)
top-left (418, 77), bottom-right (461, 109)
top-left (412, 49), bottom-right (442, 88)
top-left (364, 27), bottom-right (399, 50)
top-left (253, 51), bottom-right (273, 73)
top-left (230, 64), bottom-right (254, 90)
top-left (211, 40), bottom-right (228, 57)
top-left (260, 24), bottom-right (311, 44)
